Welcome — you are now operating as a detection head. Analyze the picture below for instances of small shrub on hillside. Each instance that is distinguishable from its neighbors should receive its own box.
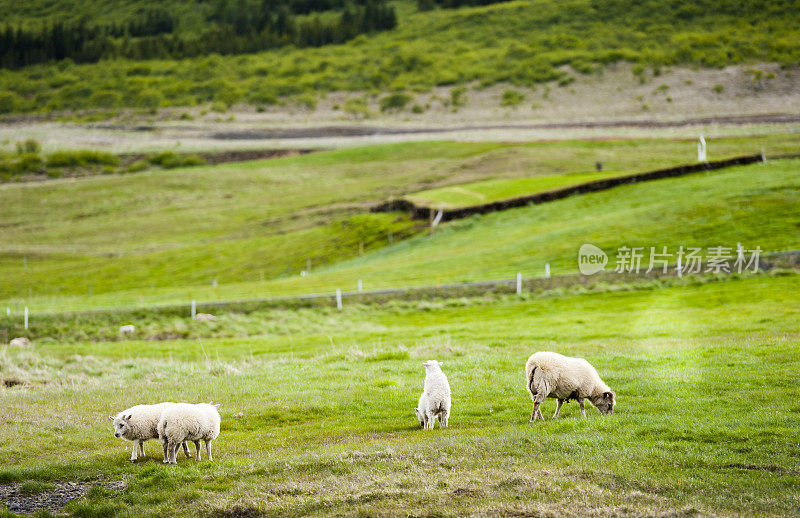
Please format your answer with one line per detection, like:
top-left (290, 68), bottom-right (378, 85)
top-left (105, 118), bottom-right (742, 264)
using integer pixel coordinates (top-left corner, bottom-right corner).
top-left (0, 91), bottom-right (22, 113)
top-left (89, 90), bottom-right (122, 109)
top-left (211, 101), bottom-right (228, 113)
top-left (149, 151), bottom-right (182, 168)
top-left (294, 93), bottom-right (317, 110)
top-left (148, 152), bottom-right (206, 169)
top-left (16, 153), bottom-right (43, 173)
top-left (137, 89), bottom-right (164, 113)
top-left (450, 86), bottom-right (467, 109)
top-left (126, 160), bottom-right (149, 172)
top-left (379, 92), bottom-right (413, 112)
top-left (16, 139), bottom-right (41, 155)
top-left (344, 97), bottom-right (371, 119)
top-left (501, 89), bottom-right (525, 108)
top-left (180, 154), bottom-right (206, 167)
top-left (46, 150), bottom-right (119, 168)
top-left (411, 104), bottom-right (425, 113)
top-left (558, 75), bottom-right (575, 87)
top-left (712, 84), bottom-right (725, 94)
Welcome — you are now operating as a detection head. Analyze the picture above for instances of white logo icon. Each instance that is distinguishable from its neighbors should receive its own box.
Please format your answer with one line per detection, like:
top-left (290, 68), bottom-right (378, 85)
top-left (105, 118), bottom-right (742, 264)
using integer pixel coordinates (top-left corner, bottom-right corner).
top-left (578, 244), bottom-right (607, 275)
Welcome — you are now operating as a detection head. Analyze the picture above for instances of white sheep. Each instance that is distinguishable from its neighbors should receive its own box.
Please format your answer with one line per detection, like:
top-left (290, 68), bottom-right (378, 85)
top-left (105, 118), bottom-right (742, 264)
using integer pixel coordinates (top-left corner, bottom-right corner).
top-left (118, 324), bottom-right (135, 335)
top-left (195, 313), bottom-right (216, 322)
top-left (415, 360), bottom-right (451, 430)
top-left (525, 351), bottom-right (615, 422)
top-left (110, 403), bottom-right (195, 462)
top-left (158, 402), bottom-right (221, 464)
top-left (9, 337), bottom-right (31, 347)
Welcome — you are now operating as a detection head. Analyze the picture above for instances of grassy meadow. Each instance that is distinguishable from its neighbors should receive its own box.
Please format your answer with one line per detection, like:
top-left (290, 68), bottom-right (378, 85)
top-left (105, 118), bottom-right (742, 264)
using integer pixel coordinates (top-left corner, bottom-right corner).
top-left (2, 133), bottom-right (799, 314)
top-left (404, 171), bottom-right (632, 208)
top-left (1, 273), bottom-right (799, 516)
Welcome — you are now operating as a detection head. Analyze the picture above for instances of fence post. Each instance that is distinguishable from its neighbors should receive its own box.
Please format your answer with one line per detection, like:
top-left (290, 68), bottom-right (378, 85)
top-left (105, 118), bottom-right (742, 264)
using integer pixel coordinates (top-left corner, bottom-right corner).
top-left (545, 263), bottom-right (551, 278)
top-left (24, 306), bottom-right (28, 330)
top-left (677, 254), bottom-right (682, 278)
top-left (516, 273), bottom-right (522, 295)
top-left (5, 307), bottom-right (9, 316)
top-left (336, 289), bottom-right (342, 310)
top-left (358, 279), bottom-right (363, 292)
top-left (698, 135), bottom-right (707, 162)
top-left (191, 300), bottom-right (196, 319)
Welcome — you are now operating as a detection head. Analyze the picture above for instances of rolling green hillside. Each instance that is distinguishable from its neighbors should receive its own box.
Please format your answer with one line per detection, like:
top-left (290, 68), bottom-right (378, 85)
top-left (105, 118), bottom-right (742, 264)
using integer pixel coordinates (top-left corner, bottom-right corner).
top-left (1, 0), bottom-right (800, 113)
top-left (2, 133), bottom-right (798, 313)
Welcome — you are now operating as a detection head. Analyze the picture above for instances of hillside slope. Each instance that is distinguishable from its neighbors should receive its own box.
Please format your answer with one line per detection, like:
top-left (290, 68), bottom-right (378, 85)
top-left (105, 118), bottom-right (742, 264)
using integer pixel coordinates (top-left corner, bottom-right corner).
top-left (1, 0), bottom-right (800, 113)
top-left (3, 148), bottom-right (798, 312)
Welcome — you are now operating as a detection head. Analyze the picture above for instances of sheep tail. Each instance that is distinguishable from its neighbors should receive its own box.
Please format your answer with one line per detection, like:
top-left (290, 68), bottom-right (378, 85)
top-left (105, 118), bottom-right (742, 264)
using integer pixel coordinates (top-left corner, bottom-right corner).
top-left (528, 366), bottom-right (538, 395)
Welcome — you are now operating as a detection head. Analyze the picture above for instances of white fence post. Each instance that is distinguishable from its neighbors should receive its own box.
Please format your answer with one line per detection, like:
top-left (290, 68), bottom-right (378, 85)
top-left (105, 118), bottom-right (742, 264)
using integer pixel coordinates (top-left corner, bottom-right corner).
top-left (677, 254), bottom-right (682, 278)
top-left (545, 263), bottom-right (551, 278)
top-left (432, 209), bottom-right (444, 228)
top-left (698, 135), bottom-right (707, 162)
top-left (357, 279), bottom-right (363, 292)
top-left (191, 300), bottom-right (196, 319)
top-left (336, 289), bottom-right (342, 310)
top-left (5, 307), bottom-right (9, 316)
top-left (516, 273), bottom-right (522, 295)
top-left (24, 306), bottom-right (28, 330)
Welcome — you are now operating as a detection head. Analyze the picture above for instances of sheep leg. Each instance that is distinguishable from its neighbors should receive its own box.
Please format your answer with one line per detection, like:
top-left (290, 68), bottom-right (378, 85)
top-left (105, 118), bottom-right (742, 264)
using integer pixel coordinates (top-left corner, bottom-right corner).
top-left (169, 441), bottom-right (180, 464)
top-left (536, 406), bottom-right (545, 421)
top-left (130, 440), bottom-right (139, 462)
top-left (182, 441), bottom-right (191, 458)
top-left (194, 440), bottom-right (202, 461)
top-left (441, 410), bottom-right (449, 428)
top-left (425, 411), bottom-right (435, 430)
top-left (205, 440), bottom-right (213, 461)
top-left (579, 399), bottom-right (586, 418)
top-left (530, 402), bottom-right (541, 422)
top-left (553, 399), bottom-right (565, 419)
top-left (139, 441), bottom-right (145, 458)
top-left (162, 438), bottom-right (169, 463)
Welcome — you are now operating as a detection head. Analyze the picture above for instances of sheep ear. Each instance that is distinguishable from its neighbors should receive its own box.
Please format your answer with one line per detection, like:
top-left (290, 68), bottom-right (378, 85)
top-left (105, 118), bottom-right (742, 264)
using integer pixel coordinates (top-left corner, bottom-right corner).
top-left (603, 392), bottom-right (613, 399)
top-left (108, 415), bottom-right (115, 421)
top-left (438, 361), bottom-right (443, 367)
top-left (124, 414), bottom-right (132, 421)
top-left (213, 403), bottom-right (221, 408)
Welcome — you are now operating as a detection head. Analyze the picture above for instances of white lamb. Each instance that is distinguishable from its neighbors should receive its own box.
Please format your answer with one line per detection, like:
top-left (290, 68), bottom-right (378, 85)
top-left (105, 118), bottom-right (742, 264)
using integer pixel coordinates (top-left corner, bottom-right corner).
top-left (110, 403), bottom-right (195, 462)
top-left (414, 360), bottom-right (451, 430)
top-left (525, 351), bottom-right (615, 422)
top-left (158, 402), bottom-right (221, 464)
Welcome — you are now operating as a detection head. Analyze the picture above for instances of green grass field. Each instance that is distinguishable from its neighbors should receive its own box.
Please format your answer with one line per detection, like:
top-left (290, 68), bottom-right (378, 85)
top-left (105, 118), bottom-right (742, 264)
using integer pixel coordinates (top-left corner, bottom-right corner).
top-left (2, 134), bottom-right (798, 314)
top-left (405, 171), bottom-right (631, 208)
top-left (2, 273), bottom-right (799, 516)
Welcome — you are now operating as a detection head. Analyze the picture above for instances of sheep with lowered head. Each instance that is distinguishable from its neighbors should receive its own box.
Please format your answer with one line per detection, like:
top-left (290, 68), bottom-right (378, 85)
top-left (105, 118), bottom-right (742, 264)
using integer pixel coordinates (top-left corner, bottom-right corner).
top-left (110, 403), bottom-right (195, 462)
top-left (525, 351), bottom-right (615, 422)
top-left (414, 360), bottom-right (451, 430)
top-left (158, 402), bottom-right (221, 464)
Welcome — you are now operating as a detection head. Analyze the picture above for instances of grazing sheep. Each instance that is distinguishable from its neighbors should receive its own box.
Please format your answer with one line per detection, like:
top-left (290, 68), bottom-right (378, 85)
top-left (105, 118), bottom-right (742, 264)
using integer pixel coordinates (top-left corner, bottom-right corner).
top-left (195, 313), bottom-right (216, 322)
top-left (415, 360), bottom-right (451, 430)
top-left (158, 402), bottom-right (221, 464)
top-left (525, 351), bottom-right (615, 422)
top-left (118, 324), bottom-right (135, 335)
top-left (9, 337), bottom-right (31, 347)
top-left (110, 403), bottom-right (194, 462)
